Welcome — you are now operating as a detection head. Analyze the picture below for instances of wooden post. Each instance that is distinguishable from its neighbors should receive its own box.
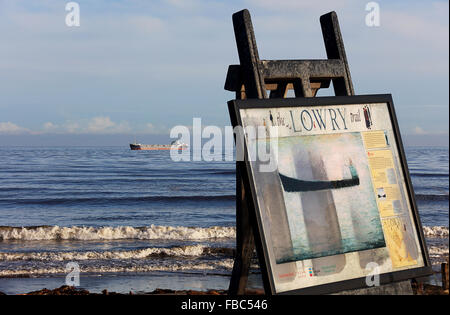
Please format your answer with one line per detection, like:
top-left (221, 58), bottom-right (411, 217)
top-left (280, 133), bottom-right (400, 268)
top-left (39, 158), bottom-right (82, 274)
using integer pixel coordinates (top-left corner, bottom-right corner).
top-left (227, 9), bottom-right (270, 295)
top-left (442, 261), bottom-right (449, 290)
top-left (227, 163), bottom-right (256, 294)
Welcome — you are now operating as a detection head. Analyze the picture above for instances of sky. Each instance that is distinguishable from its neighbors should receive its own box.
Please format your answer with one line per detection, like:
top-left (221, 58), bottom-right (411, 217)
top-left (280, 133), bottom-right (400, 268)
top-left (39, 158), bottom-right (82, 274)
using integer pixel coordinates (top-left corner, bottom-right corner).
top-left (0, 0), bottom-right (448, 146)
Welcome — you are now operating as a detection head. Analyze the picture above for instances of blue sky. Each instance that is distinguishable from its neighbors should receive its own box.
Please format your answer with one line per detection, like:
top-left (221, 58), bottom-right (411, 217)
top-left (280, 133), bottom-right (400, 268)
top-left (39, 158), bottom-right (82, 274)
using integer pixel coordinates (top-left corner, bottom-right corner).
top-left (0, 0), bottom-right (448, 144)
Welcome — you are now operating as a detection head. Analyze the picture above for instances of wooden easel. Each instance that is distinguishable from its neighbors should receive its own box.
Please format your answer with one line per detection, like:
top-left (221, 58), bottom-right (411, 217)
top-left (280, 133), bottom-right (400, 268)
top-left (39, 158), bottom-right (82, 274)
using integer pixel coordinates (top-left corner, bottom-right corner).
top-left (224, 9), bottom-right (412, 295)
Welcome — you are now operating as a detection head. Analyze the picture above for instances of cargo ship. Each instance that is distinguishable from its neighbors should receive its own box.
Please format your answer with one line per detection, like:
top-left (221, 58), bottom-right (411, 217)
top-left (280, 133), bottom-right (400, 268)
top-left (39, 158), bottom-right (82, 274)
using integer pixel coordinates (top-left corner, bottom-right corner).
top-left (129, 140), bottom-right (188, 150)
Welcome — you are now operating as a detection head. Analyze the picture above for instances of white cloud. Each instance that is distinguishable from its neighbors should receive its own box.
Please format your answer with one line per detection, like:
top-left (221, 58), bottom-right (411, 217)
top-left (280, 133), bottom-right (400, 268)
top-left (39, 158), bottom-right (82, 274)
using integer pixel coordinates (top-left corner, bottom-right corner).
top-left (38, 117), bottom-right (132, 134)
top-left (129, 16), bottom-right (166, 34)
top-left (413, 126), bottom-right (427, 135)
top-left (65, 122), bottom-right (80, 134)
top-left (43, 122), bottom-right (57, 130)
top-left (383, 9), bottom-right (449, 51)
top-left (246, 0), bottom-right (353, 11)
top-left (2, 118), bottom-right (173, 135)
top-left (412, 126), bottom-right (449, 136)
top-left (165, 0), bottom-right (201, 9)
top-left (87, 116), bottom-right (115, 132)
top-left (85, 116), bottom-right (131, 134)
top-left (0, 122), bottom-right (29, 134)
top-left (145, 122), bottom-right (169, 135)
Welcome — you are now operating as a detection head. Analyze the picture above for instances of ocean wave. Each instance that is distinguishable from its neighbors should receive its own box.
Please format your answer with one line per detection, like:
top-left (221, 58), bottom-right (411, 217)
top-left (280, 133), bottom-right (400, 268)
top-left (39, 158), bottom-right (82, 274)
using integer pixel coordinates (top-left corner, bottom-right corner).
top-left (428, 245), bottom-right (449, 256)
top-left (183, 168), bottom-right (235, 175)
top-left (428, 244), bottom-right (449, 265)
top-left (423, 226), bottom-right (449, 238)
top-left (0, 225), bottom-right (236, 241)
top-left (415, 194), bottom-right (449, 201)
top-left (1, 225), bottom-right (447, 241)
top-left (0, 245), bottom-right (234, 262)
top-left (209, 171), bottom-right (236, 175)
top-left (410, 172), bottom-right (449, 178)
top-left (0, 195), bottom-right (236, 205)
top-left (0, 259), bottom-right (236, 277)
top-left (3, 193), bottom-right (448, 205)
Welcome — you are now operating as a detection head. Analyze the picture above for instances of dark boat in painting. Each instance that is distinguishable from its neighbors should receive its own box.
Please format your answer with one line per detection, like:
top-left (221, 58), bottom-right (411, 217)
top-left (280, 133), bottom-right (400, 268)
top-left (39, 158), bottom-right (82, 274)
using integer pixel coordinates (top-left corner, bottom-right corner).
top-left (279, 162), bottom-right (360, 192)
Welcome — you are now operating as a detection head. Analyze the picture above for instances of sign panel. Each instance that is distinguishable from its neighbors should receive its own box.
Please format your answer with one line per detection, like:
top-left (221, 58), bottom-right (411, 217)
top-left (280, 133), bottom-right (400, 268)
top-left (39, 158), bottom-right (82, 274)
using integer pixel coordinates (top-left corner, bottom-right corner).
top-left (228, 94), bottom-right (432, 294)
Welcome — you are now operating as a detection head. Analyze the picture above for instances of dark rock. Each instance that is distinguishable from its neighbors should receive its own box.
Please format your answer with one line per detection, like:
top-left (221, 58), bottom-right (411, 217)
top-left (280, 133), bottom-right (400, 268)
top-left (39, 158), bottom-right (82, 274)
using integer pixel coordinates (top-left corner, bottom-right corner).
top-left (26, 285), bottom-right (91, 295)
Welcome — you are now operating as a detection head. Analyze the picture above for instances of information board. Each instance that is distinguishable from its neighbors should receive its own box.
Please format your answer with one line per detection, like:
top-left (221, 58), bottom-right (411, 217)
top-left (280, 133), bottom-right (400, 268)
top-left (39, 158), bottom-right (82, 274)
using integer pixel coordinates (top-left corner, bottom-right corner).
top-left (228, 94), bottom-right (432, 294)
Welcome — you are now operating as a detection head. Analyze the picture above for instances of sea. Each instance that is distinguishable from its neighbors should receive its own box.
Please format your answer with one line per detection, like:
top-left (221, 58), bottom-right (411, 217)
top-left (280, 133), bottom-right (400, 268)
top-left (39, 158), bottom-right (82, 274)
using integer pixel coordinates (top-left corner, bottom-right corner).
top-left (0, 146), bottom-right (448, 294)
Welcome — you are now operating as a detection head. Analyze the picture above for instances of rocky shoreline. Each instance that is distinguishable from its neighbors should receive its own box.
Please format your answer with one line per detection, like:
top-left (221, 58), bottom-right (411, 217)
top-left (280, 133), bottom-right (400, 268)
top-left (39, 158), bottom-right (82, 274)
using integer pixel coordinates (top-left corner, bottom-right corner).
top-left (0, 284), bottom-right (447, 295)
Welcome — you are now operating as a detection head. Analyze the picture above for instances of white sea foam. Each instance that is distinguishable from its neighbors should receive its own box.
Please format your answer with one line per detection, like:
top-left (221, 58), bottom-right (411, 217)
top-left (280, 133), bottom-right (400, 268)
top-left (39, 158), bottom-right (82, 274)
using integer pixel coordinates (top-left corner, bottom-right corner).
top-left (0, 244), bottom-right (217, 261)
top-left (0, 259), bottom-right (236, 277)
top-left (428, 245), bottom-right (449, 257)
top-left (0, 225), bottom-right (236, 241)
top-left (428, 245), bottom-right (449, 265)
top-left (423, 226), bottom-right (449, 238)
top-left (0, 225), bottom-right (446, 242)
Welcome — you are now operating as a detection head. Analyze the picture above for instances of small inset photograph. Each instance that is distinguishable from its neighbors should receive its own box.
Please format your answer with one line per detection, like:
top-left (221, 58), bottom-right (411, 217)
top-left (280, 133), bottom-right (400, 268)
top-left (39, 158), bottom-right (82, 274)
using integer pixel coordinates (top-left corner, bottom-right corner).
top-left (377, 187), bottom-right (387, 200)
top-left (386, 168), bottom-right (397, 185)
top-left (392, 200), bottom-right (403, 214)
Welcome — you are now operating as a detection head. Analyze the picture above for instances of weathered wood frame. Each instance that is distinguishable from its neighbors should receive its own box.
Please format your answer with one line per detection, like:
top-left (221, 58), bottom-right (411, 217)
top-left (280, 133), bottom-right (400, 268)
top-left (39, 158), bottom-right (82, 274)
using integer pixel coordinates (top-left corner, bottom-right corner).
top-left (225, 9), bottom-right (354, 295)
top-left (224, 9), bottom-right (430, 295)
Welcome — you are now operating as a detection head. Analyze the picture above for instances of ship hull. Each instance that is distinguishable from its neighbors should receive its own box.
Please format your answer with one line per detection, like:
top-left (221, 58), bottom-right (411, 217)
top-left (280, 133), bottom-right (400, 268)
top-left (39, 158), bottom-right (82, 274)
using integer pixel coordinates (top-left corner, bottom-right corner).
top-left (129, 144), bottom-right (187, 150)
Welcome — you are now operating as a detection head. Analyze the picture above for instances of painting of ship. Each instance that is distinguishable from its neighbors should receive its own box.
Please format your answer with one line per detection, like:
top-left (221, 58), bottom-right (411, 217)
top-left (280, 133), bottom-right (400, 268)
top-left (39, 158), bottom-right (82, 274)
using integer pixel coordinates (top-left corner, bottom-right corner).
top-left (270, 132), bottom-right (386, 264)
top-left (279, 159), bottom-right (360, 192)
top-left (129, 140), bottom-right (188, 150)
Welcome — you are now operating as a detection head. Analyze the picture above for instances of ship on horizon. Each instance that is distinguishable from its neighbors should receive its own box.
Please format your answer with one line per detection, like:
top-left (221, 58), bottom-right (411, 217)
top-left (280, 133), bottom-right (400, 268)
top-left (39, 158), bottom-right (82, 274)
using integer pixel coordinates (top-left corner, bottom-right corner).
top-left (129, 139), bottom-right (188, 151)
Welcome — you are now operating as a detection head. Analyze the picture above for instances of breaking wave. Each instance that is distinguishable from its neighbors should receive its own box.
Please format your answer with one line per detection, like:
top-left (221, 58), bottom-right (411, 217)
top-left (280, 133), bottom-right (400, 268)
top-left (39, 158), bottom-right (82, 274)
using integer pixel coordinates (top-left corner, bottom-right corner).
top-left (0, 225), bottom-right (236, 241)
top-left (428, 244), bottom-right (449, 265)
top-left (0, 245), bottom-right (234, 262)
top-left (0, 259), bottom-right (236, 277)
top-left (423, 226), bottom-right (449, 238)
top-left (1, 225), bottom-right (447, 241)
